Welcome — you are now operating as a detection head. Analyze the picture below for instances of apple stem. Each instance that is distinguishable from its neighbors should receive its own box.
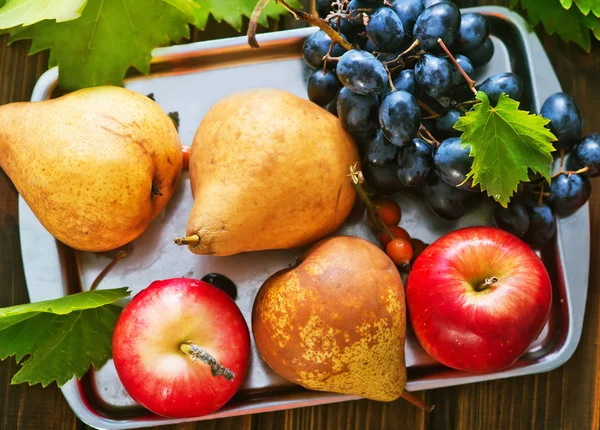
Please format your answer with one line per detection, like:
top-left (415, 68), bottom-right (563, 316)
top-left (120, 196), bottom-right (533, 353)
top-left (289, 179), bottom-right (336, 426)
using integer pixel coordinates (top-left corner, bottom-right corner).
top-left (90, 250), bottom-right (127, 291)
top-left (400, 390), bottom-right (434, 412)
top-left (476, 276), bottom-right (499, 292)
top-left (173, 234), bottom-right (201, 246)
top-left (179, 341), bottom-right (235, 381)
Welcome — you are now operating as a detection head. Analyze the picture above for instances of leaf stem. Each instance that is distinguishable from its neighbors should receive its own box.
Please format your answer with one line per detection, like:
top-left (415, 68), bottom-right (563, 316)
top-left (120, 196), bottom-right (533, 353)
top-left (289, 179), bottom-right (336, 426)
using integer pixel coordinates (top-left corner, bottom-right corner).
top-left (437, 38), bottom-right (477, 96)
top-left (90, 251), bottom-right (127, 291)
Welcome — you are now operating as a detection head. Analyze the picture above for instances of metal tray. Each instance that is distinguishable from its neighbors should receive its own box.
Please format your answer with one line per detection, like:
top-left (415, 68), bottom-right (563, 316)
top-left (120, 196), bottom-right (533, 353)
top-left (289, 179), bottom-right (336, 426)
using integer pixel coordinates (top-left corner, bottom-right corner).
top-left (19, 6), bottom-right (590, 430)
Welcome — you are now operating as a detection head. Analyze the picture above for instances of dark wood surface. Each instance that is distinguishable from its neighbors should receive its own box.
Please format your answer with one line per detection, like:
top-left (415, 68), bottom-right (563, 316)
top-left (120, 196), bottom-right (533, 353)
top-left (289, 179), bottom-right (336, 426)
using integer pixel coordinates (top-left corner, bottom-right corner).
top-left (1, 1), bottom-right (599, 429)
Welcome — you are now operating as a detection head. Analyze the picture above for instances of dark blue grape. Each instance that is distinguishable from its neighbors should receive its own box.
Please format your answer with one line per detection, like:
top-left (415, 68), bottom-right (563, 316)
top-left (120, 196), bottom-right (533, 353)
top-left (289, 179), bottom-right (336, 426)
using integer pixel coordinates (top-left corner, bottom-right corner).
top-left (523, 203), bottom-right (556, 248)
top-left (413, 2), bottom-right (461, 51)
top-left (568, 133), bottom-right (600, 177)
top-left (307, 70), bottom-right (341, 106)
top-left (337, 87), bottom-right (379, 135)
top-left (362, 143), bottom-right (405, 196)
top-left (365, 129), bottom-right (399, 165)
top-left (348, 0), bottom-right (374, 25)
top-left (317, 0), bottom-right (331, 17)
top-left (546, 173), bottom-right (591, 216)
top-left (493, 203), bottom-right (530, 237)
top-left (423, 0), bottom-right (453, 6)
top-left (465, 37), bottom-right (494, 66)
top-left (201, 273), bottom-right (238, 300)
top-left (436, 109), bottom-right (461, 137)
top-left (303, 30), bottom-right (347, 69)
top-left (366, 7), bottom-right (405, 52)
top-left (424, 173), bottom-right (475, 220)
top-left (379, 90), bottom-right (421, 146)
top-left (397, 138), bottom-right (434, 186)
top-left (434, 137), bottom-right (479, 191)
top-left (414, 54), bottom-right (453, 98)
top-left (394, 69), bottom-right (419, 95)
top-left (455, 12), bottom-right (489, 53)
top-left (477, 72), bottom-right (523, 106)
top-left (391, 0), bottom-right (424, 39)
top-left (382, 69), bottom-right (420, 99)
top-left (364, 38), bottom-right (375, 53)
top-left (540, 92), bottom-right (583, 151)
top-left (336, 50), bottom-right (388, 95)
top-left (450, 54), bottom-right (473, 87)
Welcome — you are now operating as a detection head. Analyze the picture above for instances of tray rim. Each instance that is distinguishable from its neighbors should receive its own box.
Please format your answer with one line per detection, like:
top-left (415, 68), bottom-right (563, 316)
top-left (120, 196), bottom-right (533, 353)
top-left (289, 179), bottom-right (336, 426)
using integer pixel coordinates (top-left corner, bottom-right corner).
top-left (19, 5), bottom-right (590, 430)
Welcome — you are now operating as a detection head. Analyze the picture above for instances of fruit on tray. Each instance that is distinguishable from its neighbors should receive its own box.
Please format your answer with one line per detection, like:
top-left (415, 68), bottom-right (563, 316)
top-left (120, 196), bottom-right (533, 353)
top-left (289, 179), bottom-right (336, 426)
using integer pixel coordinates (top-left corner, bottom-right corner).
top-left (112, 278), bottom-right (250, 418)
top-left (406, 226), bottom-right (552, 372)
top-left (175, 89), bottom-right (358, 256)
top-left (0, 86), bottom-right (182, 252)
top-left (252, 236), bottom-right (407, 402)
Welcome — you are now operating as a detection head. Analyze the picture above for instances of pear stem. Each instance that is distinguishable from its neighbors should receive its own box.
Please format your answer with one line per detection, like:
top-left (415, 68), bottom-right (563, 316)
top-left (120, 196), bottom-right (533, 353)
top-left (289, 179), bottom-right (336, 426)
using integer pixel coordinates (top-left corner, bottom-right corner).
top-left (89, 251), bottom-right (127, 291)
top-left (179, 341), bottom-right (235, 381)
top-left (400, 390), bottom-right (434, 412)
top-left (173, 234), bottom-right (200, 246)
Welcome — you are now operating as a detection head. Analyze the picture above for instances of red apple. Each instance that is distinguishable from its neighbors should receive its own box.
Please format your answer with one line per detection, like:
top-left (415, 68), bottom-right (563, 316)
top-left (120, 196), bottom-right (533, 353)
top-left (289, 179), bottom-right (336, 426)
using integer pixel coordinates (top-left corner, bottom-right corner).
top-left (406, 226), bottom-right (552, 372)
top-left (112, 278), bottom-right (250, 418)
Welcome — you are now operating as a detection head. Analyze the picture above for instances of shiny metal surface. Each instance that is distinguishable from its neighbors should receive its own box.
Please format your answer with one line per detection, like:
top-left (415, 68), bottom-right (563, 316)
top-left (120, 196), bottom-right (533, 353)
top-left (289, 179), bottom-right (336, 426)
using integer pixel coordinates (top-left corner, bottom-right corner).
top-left (20, 6), bottom-right (590, 429)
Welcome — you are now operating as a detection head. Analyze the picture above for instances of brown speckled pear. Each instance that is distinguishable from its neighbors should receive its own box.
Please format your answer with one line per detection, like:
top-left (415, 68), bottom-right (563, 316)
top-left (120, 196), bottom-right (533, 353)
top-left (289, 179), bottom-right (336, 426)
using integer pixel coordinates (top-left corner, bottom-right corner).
top-left (177, 88), bottom-right (359, 256)
top-left (0, 86), bottom-right (182, 252)
top-left (252, 236), bottom-right (407, 402)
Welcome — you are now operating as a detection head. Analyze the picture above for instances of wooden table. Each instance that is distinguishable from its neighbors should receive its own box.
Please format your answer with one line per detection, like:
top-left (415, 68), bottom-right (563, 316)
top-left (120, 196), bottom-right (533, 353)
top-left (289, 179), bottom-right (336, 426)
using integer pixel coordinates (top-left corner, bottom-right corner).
top-left (1, 1), bottom-right (599, 429)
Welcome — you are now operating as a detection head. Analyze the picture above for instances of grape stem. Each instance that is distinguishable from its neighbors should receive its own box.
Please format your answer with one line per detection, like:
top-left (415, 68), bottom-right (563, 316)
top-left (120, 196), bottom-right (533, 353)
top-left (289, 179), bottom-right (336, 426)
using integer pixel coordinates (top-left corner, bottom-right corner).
top-left (384, 39), bottom-right (421, 68)
top-left (348, 163), bottom-right (395, 240)
top-left (417, 100), bottom-right (437, 116)
top-left (419, 124), bottom-right (440, 147)
top-left (437, 38), bottom-right (477, 96)
top-left (385, 65), bottom-right (396, 93)
top-left (90, 251), bottom-right (127, 291)
top-left (559, 149), bottom-right (565, 171)
top-left (248, 0), bottom-right (353, 51)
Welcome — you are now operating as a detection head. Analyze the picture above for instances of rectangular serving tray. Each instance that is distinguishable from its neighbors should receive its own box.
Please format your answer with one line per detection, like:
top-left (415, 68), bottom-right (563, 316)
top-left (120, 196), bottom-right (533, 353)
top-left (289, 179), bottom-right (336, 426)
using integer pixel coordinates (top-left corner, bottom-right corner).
top-left (19, 6), bottom-right (590, 430)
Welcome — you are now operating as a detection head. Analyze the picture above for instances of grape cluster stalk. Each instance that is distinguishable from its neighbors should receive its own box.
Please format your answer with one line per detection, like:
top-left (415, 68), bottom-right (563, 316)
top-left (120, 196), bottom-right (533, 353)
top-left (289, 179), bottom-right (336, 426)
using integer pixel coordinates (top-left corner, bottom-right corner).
top-left (250, 0), bottom-right (598, 249)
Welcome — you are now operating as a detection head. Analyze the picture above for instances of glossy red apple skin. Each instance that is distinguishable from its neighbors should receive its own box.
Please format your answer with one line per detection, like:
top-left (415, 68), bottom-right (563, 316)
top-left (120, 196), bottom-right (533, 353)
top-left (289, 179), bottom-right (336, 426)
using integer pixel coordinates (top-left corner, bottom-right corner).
top-left (112, 278), bottom-right (250, 418)
top-left (406, 226), bottom-right (552, 372)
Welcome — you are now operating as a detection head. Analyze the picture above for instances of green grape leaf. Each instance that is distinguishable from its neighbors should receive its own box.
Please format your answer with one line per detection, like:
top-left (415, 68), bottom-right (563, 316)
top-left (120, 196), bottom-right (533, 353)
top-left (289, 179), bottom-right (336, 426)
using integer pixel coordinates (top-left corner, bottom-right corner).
top-left (517, 0), bottom-right (600, 51)
top-left (454, 92), bottom-right (556, 207)
top-left (9, 0), bottom-right (193, 91)
top-left (0, 0), bottom-right (87, 29)
top-left (571, 0), bottom-right (600, 16)
top-left (0, 287), bottom-right (130, 387)
top-left (187, 0), bottom-right (301, 31)
top-left (560, 0), bottom-right (574, 9)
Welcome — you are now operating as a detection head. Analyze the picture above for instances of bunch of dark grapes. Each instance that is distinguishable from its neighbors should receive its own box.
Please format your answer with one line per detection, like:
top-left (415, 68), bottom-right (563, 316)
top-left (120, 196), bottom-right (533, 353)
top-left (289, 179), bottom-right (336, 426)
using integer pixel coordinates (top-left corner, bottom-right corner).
top-left (304, 0), bottom-right (596, 249)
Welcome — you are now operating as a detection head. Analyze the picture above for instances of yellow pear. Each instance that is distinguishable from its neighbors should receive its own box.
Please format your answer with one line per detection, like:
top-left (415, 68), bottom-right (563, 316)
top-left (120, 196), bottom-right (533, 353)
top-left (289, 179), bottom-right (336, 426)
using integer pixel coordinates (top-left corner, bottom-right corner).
top-left (175, 88), bottom-right (359, 256)
top-left (252, 235), bottom-right (407, 402)
top-left (0, 86), bottom-right (182, 252)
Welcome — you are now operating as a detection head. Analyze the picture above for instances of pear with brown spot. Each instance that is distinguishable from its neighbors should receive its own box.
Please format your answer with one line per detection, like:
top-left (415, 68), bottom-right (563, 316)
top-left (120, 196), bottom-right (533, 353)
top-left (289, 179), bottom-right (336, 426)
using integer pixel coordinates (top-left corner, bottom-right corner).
top-left (174, 88), bottom-right (359, 256)
top-left (0, 86), bottom-right (182, 252)
top-left (252, 235), bottom-right (407, 402)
